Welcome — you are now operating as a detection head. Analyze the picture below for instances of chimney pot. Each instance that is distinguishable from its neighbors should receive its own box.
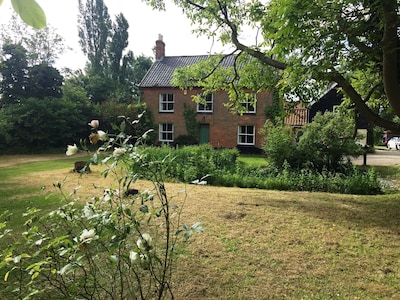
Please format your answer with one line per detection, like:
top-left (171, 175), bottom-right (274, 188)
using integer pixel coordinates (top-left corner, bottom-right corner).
top-left (155, 34), bottom-right (165, 61)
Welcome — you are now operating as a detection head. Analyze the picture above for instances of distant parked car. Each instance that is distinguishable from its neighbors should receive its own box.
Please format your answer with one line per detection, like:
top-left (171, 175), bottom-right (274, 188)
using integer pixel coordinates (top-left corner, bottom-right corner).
top-left (387, 137), bottom-right (400, 150)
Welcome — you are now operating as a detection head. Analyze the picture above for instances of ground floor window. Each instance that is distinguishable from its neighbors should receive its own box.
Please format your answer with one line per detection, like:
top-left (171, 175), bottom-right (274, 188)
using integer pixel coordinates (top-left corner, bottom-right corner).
top-left (159, 123), bottom-right (174, 142)
top-left (237, 125), bottom-right (255, 145)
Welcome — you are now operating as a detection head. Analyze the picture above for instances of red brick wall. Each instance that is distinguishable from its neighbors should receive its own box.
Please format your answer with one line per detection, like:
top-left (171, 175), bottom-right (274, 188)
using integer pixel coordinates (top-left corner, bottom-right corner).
top-left (142, 87), bottom-right (272, 149)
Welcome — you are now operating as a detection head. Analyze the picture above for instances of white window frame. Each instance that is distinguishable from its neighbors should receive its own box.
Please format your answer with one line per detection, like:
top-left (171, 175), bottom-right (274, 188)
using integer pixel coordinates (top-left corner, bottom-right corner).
top-left (239, 94), bottom-right (257, 114)
top-left (159, 93), bottom-right (174, 112)
top-left (159, 123), bottom-right (174, 142)
top-left (237, 125), bottom-right (255, 145)
top-left (197, 93), bottom-right (213, 113)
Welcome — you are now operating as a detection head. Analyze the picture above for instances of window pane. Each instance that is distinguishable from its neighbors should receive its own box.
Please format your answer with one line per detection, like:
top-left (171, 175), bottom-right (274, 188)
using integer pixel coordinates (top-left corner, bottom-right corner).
top-left (160, 93), bottom-right (174, 112)
top-left (197, 93), bottom-right (213, 112)
top-left (238, 125), bottom-right (255, 145)
top-left (159, 123), bottom-right (174, 142)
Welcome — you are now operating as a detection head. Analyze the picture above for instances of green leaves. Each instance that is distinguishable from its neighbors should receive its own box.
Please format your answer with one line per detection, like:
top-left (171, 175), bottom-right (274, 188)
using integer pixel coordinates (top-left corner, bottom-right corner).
top-left (177, 222), bottom-right (204, 240)
top-left (11, 0), bottom-right (46, 29)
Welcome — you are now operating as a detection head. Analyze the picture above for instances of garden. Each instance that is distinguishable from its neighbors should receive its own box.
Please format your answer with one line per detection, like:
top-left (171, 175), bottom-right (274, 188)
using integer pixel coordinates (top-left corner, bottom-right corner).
top-left (2, 0), bottom-right (400, 298)
top-left (1, 116), bottom-right (400, 299)
top-left (1, 153), bottom-right (400, 299)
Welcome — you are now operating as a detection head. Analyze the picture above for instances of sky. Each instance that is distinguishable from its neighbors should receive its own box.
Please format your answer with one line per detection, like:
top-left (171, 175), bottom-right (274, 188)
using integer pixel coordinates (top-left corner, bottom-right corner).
top-left (0, 0), bottom-right (233, 70)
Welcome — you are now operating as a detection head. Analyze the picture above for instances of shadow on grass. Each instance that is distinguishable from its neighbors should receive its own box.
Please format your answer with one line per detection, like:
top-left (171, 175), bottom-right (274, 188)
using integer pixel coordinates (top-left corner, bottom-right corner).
top-left (263, 193), bottom-right (400, 231)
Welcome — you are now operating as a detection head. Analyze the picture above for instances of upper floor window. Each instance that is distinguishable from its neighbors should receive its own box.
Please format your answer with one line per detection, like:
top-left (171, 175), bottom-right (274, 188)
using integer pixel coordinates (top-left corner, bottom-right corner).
top-left (237, 125), bottom-right (255, 145)
top-left (197, 93), bottom-right (213, 113)
top-left (159, 93), bottom-right (174, 112)
top-left (240, 96), bottom-right (256, 114)
top-left (159, 123), bottom-right (174, 142)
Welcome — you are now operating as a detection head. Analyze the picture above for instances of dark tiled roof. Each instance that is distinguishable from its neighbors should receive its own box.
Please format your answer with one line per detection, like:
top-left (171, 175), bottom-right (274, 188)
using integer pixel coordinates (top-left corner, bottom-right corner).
top-left (139, 55), bottom-right (236, 88)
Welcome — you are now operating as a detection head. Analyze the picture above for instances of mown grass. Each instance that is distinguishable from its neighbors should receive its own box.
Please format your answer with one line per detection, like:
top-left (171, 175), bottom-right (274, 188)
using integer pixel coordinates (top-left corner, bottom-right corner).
top-left (237, 154), bottom-right (268, 167)
top-left (0, 157), bottom-right (79, 180)
top-left (1, 155), bottom-right (400, 299)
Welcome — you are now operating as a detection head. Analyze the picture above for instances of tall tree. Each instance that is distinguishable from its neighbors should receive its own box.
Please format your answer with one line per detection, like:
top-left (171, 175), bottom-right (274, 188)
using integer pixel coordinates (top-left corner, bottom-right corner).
top-left (0, 14), bottom-right (65, 66)
top-left (108, 13), bottom-right (129, 82)
top-left (0, 42), bottom-right (29, 105)
top-left (78, 0), bottom-right (112, 75)
top-left (0, 41), bottom-right (64, 105)
top-left (77, 0), bottom-right (153, 103)
top-left (27, 63), bottom-right (63, 98)
top-left (168, 0), bottom-right (400, 131)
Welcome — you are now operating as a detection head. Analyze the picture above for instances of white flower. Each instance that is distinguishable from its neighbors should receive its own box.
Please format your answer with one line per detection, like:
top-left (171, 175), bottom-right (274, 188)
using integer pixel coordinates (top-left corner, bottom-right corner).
top-left (191, 179), bottom-right (207, 185)
top-left (79, 229), bottom-right (98, 244)
top-left (88, 120), bottom-right (99, 129)
top-left (129, 250), bottom-right (139, 264)
top-left (97, 130), bottom-right (108, 141)
top-left (113, 147), bottom-right (126, 157)
top-left (137, 233), bottom-right (152, 251)
top-left (66, 144), bottom-right (78, 156)
top-left (82, 203), bottom-right (96, 219)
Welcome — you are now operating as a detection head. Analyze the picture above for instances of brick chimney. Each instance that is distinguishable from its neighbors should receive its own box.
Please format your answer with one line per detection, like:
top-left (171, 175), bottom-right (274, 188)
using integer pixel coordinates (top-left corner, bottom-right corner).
top-left (155, 34), bottom-right (165, 61)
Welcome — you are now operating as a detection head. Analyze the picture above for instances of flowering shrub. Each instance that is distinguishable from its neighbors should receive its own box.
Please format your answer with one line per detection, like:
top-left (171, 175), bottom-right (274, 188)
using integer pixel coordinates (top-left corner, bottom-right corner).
top-left (0, 116), bottom-right (202, 299)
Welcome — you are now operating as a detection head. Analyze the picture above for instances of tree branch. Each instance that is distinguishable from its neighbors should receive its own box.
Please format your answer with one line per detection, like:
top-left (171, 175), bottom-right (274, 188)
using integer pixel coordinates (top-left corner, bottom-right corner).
top-left (381, 0), bottom-right (400, 115)
top-left (331, 71), bottom-right (400, 130)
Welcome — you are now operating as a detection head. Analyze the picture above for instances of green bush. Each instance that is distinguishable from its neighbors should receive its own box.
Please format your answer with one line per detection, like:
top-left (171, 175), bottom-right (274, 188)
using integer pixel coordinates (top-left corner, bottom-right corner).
top-left (296, 112), bottom-right (363, 172)
top-left (262, 111), bottom-right (364, 173)
top-left (139, 145), bottom-right (383, 195)
top-left (262, 119), bottom-right (296, 168)
top-left (141, 145), bottom-right (239, 183)
top-left (0, 97), bottom-right (97, 153)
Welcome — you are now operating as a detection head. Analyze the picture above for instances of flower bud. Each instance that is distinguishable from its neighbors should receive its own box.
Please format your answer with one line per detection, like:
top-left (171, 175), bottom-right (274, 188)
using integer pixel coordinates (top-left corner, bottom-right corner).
top-left (88, 120), bottom-right (99, 129)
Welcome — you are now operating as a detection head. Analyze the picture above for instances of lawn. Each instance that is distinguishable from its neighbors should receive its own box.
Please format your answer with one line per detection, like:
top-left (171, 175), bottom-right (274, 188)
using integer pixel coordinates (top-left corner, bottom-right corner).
top-left (237, 154), bottom-right (268, 167)
top-left (1, 154), bottom-right (400, 299)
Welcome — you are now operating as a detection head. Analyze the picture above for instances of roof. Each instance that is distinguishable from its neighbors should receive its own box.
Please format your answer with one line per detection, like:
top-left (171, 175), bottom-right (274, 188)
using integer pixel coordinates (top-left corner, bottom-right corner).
top-left (284, 108), bottom-right (309, 127)
top-left (139, 55), bottom-right (236, 88)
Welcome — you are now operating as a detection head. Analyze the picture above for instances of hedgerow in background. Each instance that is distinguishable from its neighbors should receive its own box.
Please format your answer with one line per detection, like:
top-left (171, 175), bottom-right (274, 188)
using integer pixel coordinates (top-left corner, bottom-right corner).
top-left (136, 144), bottom-right (382, 194)
top-left (0, 97), bottom-right (97, 153)
top-left (0, 117), bottom-right (202, 299)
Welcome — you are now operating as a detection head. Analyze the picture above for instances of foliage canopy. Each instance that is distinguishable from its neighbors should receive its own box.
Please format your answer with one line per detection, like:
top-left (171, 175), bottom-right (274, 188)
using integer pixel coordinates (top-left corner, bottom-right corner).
top-left (169, 0), bottom-right (400, 130)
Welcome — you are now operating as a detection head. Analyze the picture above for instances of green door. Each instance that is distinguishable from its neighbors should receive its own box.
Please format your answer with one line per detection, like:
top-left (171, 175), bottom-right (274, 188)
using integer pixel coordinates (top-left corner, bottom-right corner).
top-left (199, 124), bottom-right (210, 144)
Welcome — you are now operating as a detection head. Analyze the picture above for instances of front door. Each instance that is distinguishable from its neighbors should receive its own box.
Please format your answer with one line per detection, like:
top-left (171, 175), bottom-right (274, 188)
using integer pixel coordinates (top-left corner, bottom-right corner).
top-left (199, 124), bottom-right (210, 144)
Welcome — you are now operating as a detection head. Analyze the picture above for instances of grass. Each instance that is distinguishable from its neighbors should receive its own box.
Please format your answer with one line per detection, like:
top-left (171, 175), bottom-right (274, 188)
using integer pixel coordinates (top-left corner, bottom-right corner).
top-left (1, 154), bottom-right (400, 299)
top-left (237, 154), bottom-right (268, 167)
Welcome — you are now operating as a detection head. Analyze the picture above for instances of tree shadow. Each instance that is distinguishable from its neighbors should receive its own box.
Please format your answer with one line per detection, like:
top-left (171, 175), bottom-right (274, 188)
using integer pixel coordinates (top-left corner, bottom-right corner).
top-left (253, 193), bottom-right (400, 232)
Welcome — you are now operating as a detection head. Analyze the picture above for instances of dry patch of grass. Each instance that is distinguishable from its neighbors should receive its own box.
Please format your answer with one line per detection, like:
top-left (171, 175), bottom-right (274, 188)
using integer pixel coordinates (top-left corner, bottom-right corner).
top-left (0, 153), bottom-right (89, 168)
top-left (2, 156), bottom-right (400, 299)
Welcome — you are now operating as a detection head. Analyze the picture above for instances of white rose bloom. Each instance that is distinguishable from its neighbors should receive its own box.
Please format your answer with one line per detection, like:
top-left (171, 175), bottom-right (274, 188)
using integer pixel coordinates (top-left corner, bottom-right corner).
top-left (113, 147), bottom-right (126, 157)
top-left (137, 233), bottom-right (152, 250)
top-left (66, 144), bottom-right (78, 156)
top-left (97, 130), bottom-right (108, 141)
top-left (88, 120), bottom-right (99, 129)
top-left (79, 229), bottom-right (98, 244)
top-left (129, 250), bottom-right (139, 264)
top-left (82, 204), bottom-right (96, 219)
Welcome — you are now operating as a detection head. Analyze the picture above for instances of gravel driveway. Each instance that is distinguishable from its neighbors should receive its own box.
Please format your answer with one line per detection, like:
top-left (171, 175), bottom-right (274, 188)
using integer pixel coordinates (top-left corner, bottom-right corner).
top-left (352, 149), bottom-right (400, 166)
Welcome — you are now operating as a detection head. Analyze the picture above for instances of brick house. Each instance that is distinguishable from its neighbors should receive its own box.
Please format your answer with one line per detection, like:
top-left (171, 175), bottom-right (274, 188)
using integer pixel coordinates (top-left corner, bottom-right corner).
top-left (139, 36), bottom-right (272, 152)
